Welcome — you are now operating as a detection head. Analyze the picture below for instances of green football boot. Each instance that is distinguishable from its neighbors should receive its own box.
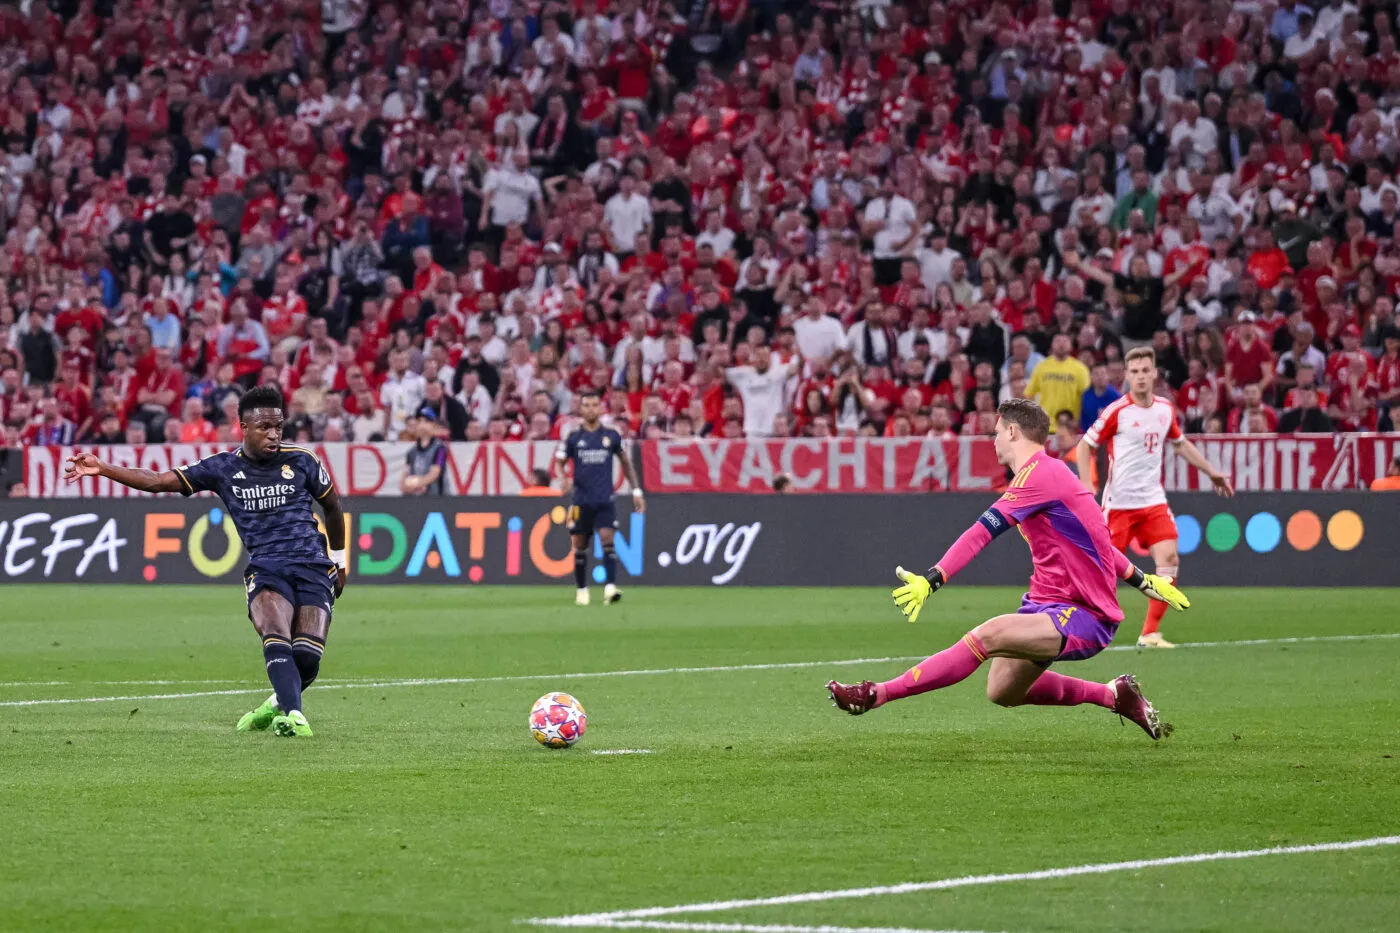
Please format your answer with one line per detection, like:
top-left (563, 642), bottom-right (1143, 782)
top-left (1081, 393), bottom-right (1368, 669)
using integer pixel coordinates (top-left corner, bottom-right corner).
top-left (236, 695), bottom-right (279, 732)
top-left (272, 710), bottom-right (313, 737)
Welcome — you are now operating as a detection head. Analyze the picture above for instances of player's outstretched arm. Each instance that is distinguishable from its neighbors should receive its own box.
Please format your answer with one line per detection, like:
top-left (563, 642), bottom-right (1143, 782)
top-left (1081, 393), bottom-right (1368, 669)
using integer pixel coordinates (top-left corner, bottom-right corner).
top-left (64, 453), bottom-right (184, 493)
top-left (320, 484), bottom-right (349, 597)
top-left (1171, 437), bottom-right (1234, 496)
top-left (892, 506), bottom-right (1010, 622)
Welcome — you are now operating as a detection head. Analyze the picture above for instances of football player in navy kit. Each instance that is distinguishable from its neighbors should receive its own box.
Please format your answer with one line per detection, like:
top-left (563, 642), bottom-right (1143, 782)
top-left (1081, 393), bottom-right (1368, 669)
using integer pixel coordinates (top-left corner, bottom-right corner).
top-left (65, 386), bottom-right (346, 737)
top-left (556, 391), bottom-right (645, 604)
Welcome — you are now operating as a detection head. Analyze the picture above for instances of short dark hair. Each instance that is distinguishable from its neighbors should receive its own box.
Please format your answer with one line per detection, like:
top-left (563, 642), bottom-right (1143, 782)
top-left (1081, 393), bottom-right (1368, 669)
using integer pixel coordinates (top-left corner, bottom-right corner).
top-left (578, 390), bottom-right (601, 402)
top-left (996, 398), bottom-right (1050, 444)
top-left (239, 385), bottom-right (285, 420)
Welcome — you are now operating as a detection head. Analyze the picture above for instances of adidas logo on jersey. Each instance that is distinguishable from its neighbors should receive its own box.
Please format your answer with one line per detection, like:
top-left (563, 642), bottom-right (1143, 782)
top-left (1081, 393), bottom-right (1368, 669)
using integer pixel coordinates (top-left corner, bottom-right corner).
top-left (233, 471), bottom-right (246, 479)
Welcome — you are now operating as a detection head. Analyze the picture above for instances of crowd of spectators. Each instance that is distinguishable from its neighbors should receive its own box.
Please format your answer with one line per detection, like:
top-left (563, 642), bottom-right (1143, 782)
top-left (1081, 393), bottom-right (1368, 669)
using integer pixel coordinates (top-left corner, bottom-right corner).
top-left (2, 0), bottom-right (1400, 456)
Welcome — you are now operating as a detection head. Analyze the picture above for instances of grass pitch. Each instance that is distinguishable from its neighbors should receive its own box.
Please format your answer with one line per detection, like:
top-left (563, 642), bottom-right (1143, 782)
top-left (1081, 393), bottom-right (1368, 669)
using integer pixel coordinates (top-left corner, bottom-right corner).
top-left (0, 585), bottom-right (1397, 933)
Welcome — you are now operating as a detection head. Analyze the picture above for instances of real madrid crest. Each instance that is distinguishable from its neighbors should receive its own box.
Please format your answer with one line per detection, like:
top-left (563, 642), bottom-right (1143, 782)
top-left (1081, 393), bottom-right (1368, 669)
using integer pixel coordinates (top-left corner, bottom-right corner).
top-left (281, 464), bottom-right (295, 480)
top-left (602, 436), bottom-right (611, 448)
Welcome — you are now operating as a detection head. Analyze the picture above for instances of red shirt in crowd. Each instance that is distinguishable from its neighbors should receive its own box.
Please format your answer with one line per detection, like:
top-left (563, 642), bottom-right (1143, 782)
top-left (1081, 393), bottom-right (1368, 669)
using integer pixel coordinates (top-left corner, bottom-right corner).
top-left (138, 366), bottom-right (186, 416)
top-left (1226, 332), bottom-right (1274, 387)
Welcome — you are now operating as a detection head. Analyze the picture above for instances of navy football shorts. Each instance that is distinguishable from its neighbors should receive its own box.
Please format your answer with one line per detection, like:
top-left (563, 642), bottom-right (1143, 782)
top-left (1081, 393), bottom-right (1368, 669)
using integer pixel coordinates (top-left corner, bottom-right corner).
top-left (568, 502), bottom-right (617, 537)
top-left (244, 562), bottom-right (337, 619)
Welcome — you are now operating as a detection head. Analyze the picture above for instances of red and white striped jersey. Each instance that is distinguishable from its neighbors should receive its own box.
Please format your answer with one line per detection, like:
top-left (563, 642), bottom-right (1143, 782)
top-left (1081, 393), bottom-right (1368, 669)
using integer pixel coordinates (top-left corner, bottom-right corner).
top-left (1083, 395), bottom-right (1182, 510)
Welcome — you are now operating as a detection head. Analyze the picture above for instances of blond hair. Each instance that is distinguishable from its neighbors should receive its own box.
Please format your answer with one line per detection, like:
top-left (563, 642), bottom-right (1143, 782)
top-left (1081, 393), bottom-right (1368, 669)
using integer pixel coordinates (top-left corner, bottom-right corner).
top-left (1125, 346), bottom-right (1157, 366)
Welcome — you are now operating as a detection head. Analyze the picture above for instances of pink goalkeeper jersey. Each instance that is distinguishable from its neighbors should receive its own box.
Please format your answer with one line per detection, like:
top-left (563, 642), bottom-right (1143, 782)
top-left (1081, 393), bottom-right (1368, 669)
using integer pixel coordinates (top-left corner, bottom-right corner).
top-left (937, 450), bottom-right (1130, 623)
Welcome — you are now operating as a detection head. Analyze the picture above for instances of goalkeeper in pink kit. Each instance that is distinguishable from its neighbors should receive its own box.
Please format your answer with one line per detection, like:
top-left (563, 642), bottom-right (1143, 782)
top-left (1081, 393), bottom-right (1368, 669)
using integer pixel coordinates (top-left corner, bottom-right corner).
top-left (828, 399), bottom-right (1188, 740)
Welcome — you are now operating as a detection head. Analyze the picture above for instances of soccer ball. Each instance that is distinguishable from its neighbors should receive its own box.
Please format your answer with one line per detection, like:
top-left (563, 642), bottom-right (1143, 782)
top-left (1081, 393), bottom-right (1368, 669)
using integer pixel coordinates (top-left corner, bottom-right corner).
top-left (530, 692), bottom-right (587, 748)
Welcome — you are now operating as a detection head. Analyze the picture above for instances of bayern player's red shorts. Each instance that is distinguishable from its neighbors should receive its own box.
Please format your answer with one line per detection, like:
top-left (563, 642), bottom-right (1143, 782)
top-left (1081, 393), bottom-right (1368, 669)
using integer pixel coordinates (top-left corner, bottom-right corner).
top-left (1106, 504), bottom-right (1178, 551)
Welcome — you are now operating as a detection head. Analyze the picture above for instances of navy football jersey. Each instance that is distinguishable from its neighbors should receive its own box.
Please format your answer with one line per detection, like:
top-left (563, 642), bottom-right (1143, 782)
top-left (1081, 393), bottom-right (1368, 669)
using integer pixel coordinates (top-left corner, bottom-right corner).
top-left (175, 445), bottom-right (334, 569)
top-left (558, 425), bottom-right (624, 506)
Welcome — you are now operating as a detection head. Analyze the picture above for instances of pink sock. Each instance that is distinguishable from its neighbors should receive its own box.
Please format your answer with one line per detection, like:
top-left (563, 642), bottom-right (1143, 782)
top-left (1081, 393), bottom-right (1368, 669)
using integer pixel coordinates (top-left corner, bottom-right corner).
top-left (1021, 671), bottom-right (1114, 709)
top-left (878, 634), bottom-right (988, 705)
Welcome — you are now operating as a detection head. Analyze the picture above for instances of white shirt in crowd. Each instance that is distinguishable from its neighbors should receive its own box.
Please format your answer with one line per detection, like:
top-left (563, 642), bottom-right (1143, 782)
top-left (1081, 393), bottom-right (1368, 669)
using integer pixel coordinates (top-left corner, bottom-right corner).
top-left (296, 94), bottom-right (337, 125)
top-left (1139, 66), bottom-right (1177, 102)
top-left (1188, 190), bottom-right (1238, 243)
top-left (604, 191), bottom-right (653, 250)
top-left (696, 226), bottom-right (736, 256)
top-left (793, 313), bottom-right (846, 360)
top-left (321, 0), bottom-right (364, 33)
top-left (573, 13), bottom-right (612, 45)
top-left (726, 361), bottom-right (799, 436)
top-left (1069, 191), bottom-right (1115, 226)
top-left (610, 333), bottom-right (667, 372)
top-left (380, 369), bottom-right (427, 437)
top-left (864, 194), bottom-right (917, 257)
top-left (1167, 295), bottom-right (1225, 329)
top-left (494, 109), bottom-right (540, 141)
top-left (1315, 1), bottom-right (1358, 41)
top-left (1169, 116), bottom-right (1218, 158)
top-left (480, 335), bottom-right (509, 366)
top-left (533, 32), bottom-right (576, 67)
top-left (1276, 343), bottom-right (1328, 377)
top-left (457, 382), bottom-right (494, 424)
top-left (896, 325), bottom-right (939, 361)
top-left (844, 319), bottom-right (893, 365)
top-left (483, 166), bottom-right (541, 226)
top-left (1284, 27), bottom-right (1328, 60)
top-left (1359, 182), bottom-right (1400, 214)
top-left (927, 326), bottom-right (969, 361)
top-left (916, 244), bottom-right (961, 290)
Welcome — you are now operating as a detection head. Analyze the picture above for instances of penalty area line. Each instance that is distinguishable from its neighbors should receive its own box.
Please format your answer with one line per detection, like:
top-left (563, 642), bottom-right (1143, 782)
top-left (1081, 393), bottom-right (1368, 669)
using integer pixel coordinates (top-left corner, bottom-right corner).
top-left (524, 835), bottom-right (1400, 928)
top-left (1, 632), bottom-right (1397, 708)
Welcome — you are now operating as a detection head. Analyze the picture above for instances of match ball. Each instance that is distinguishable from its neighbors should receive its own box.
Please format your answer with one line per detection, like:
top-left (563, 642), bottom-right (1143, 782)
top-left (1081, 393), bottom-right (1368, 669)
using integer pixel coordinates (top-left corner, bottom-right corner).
top-left (530, 692), bottom-right (587, 749)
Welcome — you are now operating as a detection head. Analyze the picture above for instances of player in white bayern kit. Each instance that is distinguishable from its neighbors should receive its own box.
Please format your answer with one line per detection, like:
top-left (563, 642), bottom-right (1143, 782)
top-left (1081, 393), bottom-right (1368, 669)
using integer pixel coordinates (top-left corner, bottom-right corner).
top-left (1076, 347), bottom-right (1234, 647)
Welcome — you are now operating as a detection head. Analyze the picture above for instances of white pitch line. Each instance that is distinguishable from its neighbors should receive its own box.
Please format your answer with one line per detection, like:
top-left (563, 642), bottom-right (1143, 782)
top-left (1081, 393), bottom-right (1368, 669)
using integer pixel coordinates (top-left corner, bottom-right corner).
top-left (0, 656), bottom-right (917, 708)
top-left (1136, 632), bottom-right (1400, 650)
top-left (546, 918), bottom-right (996, 924)
top-left (591, 749), bottom-right (654, 756)
top-left (90, 679), bottom-right (249, 686)
top-left (0, 676), bottom-right (433, 688)
top-left (526, 835), bottom-right (1400, 927)
top-left (1, 632), bottom-right (1397, 708)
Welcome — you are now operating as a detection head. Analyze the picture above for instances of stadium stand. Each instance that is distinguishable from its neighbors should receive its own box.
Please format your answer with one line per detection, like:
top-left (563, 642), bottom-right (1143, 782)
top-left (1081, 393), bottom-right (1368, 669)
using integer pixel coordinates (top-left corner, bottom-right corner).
top-left (1, 0), bottom-right (1399, 451)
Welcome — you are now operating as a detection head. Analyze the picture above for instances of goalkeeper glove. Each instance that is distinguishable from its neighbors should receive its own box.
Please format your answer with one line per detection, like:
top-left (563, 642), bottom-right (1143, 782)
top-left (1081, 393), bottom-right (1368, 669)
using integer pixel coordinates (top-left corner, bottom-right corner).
top-left (892, 566), bottom-right (945, 623)
top-left (1129, 567), bottom-right (1190, 611)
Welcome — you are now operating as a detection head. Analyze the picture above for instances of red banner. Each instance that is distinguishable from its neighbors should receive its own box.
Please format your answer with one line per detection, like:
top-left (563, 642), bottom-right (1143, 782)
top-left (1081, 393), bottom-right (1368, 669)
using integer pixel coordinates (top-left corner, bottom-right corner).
top-left (642, 437), bottom-right (1006, 493)
top-left (24, 441), bottom-right (576, 499)
top-left (642, 434), bottom-right (1400, 494)
top-left (21, 434), bottom-right (1400, 497)
top-left (1163, 434), bottom-right (1400, 492)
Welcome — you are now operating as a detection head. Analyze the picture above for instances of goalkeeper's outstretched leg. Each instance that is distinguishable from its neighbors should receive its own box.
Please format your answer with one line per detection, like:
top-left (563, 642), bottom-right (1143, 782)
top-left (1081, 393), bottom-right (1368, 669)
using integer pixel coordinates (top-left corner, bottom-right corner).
top-left (828, 606), bottom-right (1170, 739)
